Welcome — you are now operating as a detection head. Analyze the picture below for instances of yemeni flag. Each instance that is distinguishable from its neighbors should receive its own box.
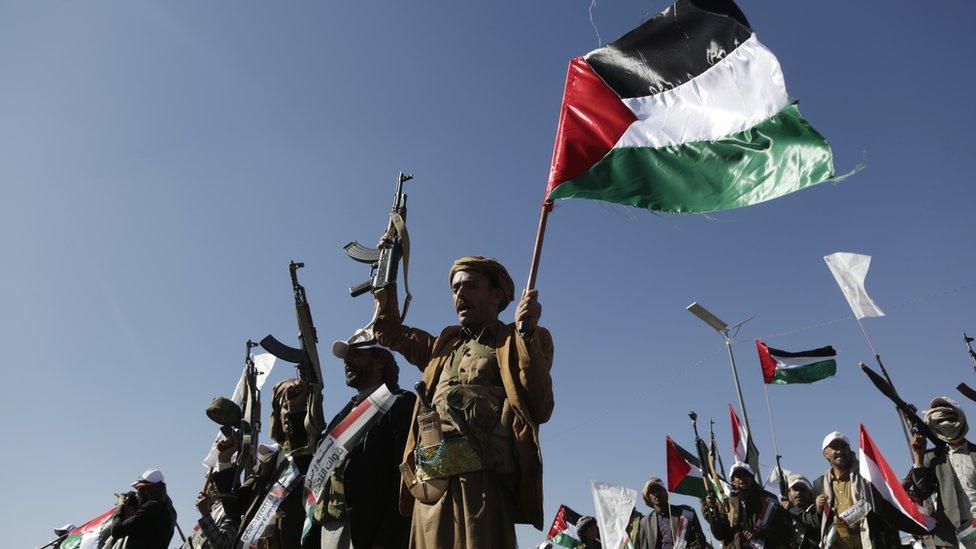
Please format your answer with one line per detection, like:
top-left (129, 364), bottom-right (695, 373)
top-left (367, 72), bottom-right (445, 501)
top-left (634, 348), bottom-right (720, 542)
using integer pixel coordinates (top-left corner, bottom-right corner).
top-left (666, 436), bottom-right (706, 498)
top-left (545, 0), bottom-right (839, 213)
top-left (756, 339), bottom-right (837, 384)
top-left (730, 404), bottom-right (760, 478)
top-left (546, 504), bottom-right (584, 548)
top-left (58, 508), bottom-right (114, 549)
top-left (858, 424), bottom-right (935, 534)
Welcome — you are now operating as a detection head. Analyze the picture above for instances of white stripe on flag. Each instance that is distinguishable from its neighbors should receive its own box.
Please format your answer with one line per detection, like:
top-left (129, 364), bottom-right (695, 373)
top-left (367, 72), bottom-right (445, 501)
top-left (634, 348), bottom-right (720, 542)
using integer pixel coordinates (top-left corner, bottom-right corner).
top-left (615, 35), bottom-right (788, 149)
top-left (771, 355), bottom-right (834, 370)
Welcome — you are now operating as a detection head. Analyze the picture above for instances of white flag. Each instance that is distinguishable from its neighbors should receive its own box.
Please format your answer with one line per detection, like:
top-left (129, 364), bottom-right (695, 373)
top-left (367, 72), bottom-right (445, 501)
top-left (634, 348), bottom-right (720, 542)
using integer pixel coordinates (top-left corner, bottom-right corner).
top-left (202, 353), bottom-right (278, 468)
top-left (591, 481), bottom-right (637, 549)
top-left (824, 252), bottom-right (885, 319)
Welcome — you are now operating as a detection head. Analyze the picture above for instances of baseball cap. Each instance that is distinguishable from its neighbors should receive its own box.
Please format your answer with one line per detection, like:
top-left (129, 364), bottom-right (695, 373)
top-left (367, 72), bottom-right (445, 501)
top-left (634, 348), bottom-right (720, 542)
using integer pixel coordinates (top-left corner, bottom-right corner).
top-left (729, 461), bottom-right (754, 477)
top-left (131, 468), bottom-right (164, 487)
top-left (821, 431), bottom-right (851, 451)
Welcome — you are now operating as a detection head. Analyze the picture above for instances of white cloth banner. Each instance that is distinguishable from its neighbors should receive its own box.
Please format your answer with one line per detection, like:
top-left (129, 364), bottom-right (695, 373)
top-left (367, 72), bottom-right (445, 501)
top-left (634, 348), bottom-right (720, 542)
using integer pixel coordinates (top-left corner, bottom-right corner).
top-left (202, 353), bottom-right (277, 468)
top-left (591, 480), bottom-right (637, 549)
top-left (239, 457), bottom-right (302, 548)
top-left (824, 252), bottom-right (885, 319)
top-left (305, 384), bottom-right (396, 502)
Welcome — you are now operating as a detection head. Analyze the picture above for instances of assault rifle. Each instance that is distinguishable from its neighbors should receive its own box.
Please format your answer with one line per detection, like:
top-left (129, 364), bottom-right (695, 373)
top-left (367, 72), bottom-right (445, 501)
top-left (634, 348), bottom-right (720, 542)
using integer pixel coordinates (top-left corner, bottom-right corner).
top-left (774, 454), bottom-right (789, 500)
top-left (239, 340), bottom-right (261, 474)
top-left (343, 172), bottom-right (412, 298)
top-left (260, 261), bottom-right (324, 388)
top-left (690, 412), bottom-right (726, 510)
top-left (859, 362), bottom-right (942, 448)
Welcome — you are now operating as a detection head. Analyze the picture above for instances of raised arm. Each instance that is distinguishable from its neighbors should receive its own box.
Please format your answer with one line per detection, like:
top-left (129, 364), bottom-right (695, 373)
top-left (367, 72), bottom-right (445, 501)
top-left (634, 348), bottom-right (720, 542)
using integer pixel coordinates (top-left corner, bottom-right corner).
top-left (373, 284), bottom-right (437, 370)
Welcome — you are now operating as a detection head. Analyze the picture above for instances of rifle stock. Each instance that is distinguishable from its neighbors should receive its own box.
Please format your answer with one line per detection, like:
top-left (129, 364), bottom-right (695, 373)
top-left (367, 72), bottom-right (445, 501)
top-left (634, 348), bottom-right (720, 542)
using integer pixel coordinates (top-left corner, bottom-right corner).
top-left (859, 362), bottom-right (942, 447)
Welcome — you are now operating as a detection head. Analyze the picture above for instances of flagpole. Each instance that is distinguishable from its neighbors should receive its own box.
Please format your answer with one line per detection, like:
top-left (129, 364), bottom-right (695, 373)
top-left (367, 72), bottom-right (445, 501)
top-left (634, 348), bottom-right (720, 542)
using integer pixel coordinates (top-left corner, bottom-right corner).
top-left (525, 200), bottom-right (553, 292)
top-left (666, 504), bottom-right (678, 547)
top-left (760, 381), bottom-right (781, 463)
top-left (520, 199), bottom-right (552, 335)
top-left (853, 316), bottom-right (913, 453)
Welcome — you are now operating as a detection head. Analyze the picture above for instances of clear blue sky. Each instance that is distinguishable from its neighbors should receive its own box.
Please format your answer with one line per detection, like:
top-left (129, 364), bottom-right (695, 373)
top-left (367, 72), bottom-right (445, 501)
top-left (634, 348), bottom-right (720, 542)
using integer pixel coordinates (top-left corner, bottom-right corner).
top-left (3, 1), bottom-right (975, 546)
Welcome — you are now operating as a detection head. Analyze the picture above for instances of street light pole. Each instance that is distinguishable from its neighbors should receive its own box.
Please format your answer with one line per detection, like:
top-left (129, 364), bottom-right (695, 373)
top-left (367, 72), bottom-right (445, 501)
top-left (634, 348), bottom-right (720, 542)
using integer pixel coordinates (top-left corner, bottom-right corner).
top-left (687, 302), bottom-right (755, 438)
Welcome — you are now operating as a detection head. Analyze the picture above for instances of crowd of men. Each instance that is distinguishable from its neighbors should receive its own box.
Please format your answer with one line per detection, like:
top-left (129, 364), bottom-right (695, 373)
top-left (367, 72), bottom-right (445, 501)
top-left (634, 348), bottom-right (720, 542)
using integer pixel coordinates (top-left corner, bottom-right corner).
top-left (563, 399), bottom-right (976, 549)
top-left (48, 257), bottom-right (976, 549)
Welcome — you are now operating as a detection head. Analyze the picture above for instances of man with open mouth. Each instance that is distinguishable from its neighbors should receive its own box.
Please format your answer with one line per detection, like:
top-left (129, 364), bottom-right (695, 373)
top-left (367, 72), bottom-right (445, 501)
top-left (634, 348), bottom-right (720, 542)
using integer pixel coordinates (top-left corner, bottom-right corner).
top-left (373, 255), bottom-right (554, 548)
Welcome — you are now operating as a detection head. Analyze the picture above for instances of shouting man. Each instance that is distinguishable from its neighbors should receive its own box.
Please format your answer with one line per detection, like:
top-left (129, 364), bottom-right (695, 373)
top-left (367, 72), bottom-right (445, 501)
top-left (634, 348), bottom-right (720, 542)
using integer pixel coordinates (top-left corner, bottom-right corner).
top-left (374, 256), bottom-right (554, 547)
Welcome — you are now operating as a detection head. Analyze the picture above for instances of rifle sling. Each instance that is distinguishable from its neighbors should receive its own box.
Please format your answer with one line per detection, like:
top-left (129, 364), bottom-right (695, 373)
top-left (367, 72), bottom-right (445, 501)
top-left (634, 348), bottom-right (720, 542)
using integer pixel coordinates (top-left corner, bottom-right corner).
top-left (391, 212), bottom-right (412, 320)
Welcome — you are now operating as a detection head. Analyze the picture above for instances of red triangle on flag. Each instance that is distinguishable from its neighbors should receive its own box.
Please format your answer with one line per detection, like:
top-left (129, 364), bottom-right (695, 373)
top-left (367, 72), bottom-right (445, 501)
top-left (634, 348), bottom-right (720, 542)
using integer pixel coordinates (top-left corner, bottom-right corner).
top-left (546, 57), bottom-right (636, 197)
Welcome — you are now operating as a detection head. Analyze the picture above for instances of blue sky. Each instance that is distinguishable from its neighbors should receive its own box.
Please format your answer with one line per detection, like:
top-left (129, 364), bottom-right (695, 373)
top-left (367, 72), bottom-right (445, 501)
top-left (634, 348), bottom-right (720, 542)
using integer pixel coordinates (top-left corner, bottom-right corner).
top-left (2, 1), bottom-right (975, 546)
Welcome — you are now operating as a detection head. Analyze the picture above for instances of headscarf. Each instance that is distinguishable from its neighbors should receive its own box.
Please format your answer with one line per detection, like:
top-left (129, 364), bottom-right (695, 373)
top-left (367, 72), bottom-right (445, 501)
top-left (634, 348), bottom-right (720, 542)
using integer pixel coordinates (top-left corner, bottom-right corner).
top-left (924, 396), bottom-right (968, 444)
top-left (449, 256), bottom-right (515, 312)
top-left (269, 378), bottom-right (304, 444)
top-left (576, 515), bottom-right (597, 534)
top-left (642, 477), bottom-right (666, 505)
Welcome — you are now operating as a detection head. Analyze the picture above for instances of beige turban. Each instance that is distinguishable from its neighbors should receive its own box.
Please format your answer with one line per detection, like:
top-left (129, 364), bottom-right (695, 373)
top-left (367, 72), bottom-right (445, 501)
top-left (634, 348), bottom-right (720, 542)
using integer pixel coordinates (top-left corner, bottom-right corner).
top-left (449, 256), bottom-right (515, 312)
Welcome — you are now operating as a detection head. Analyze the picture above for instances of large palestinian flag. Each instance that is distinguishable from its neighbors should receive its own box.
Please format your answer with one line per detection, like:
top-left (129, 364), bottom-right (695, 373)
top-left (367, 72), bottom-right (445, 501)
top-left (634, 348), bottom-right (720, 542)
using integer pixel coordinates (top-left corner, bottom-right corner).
top-left (666, 436), bottom-right (706, 498)
top-left (756, 339), bottom-right (837, 384)
top-left (546, 504), bottom-right (584, 548)
top-left (545, 0), bottom-right (837, 213)
top-left (858, 424), bottom-right (935, 535)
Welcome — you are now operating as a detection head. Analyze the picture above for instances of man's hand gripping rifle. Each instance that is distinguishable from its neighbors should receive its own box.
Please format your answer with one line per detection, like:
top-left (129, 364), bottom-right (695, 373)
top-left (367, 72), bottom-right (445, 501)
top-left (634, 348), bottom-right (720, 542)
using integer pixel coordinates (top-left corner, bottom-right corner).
top-left (341, 171), bottom-right (413, 345)
top-left (259, 261), bottom-right (325, 448)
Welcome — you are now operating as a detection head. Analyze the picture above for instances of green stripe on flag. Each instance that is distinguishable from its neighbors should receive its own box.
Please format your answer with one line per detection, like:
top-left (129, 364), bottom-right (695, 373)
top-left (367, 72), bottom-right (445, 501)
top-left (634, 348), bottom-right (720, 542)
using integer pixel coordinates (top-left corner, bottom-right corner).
top-left (548, 104), bottom-right (834, 213)
top-left (674, 473), bottom-right (707, 498)
top-left (771, 359), bottom-right (836, 384)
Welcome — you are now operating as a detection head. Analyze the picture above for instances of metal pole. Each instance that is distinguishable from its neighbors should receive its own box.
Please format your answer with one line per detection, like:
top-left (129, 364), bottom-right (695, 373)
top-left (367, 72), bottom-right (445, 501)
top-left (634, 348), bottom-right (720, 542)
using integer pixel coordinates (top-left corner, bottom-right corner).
top-left (761, 381), bottom-right (780, 459)
top-left (723, 331), bottom-right (753, 437)
top-left (854, 316), bottom-right (913, 453)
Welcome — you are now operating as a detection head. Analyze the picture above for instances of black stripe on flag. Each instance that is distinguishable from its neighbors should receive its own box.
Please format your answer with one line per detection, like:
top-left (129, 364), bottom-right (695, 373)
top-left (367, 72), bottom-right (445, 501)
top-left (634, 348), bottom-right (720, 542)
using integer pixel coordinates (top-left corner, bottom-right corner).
top-left (767, 345), bottom-right (837, 359)
top-left (583, 0), bottom-right (752, 99)
top-left (677, 442), bottom-right (701, 469)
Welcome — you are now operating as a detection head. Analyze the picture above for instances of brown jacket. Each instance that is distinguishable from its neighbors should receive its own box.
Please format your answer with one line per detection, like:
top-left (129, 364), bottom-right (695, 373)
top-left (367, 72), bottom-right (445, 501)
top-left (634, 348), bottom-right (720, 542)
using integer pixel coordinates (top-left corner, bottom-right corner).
top-left (373, 288), bottom-right (554, 529)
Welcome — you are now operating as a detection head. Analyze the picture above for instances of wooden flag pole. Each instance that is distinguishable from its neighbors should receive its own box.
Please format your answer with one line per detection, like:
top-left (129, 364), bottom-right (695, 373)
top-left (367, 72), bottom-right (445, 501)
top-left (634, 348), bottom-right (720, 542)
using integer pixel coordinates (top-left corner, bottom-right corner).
top-left (525, 200), bottom-right (553, 291)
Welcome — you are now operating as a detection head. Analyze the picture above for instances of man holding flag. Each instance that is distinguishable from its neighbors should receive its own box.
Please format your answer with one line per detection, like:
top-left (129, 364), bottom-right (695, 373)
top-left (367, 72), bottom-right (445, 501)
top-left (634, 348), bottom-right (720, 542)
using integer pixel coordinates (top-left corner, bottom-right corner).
top-left (813, 431), bottom-right (901, 548)
top-left (373, 256), bottom-right (553, 546)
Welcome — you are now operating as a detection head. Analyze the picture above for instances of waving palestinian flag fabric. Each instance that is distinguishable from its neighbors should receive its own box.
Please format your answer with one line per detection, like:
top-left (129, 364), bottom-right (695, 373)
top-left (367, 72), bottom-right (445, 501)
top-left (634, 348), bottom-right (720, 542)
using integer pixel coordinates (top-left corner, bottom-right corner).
top-left (546, 0), bottom-right (837, 213)
top-left (666, 436), bottom-right (706, 498)
top-left (546, 504), bottom-right (584, 548)
top-left (756, 339), bottom-right (837, 384)
top-left (58, 508), bottom-right (114, 549)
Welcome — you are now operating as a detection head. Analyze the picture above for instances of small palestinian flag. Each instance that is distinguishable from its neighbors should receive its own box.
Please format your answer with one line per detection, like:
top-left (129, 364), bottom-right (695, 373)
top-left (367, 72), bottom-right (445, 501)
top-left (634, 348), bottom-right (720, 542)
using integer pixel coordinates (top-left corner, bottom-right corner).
top-left (546, 504), bottom-right (584, 548)
top-left (756, 339), bottom-right (837, 384)
top-left (58, 508), bottom-right (114, 549)
top-left (858, 424), bottom-right (935, 534)
top-left (546, 0), bottom-right (838, 213)
top-left (666, 436), bottom-right (706, 498)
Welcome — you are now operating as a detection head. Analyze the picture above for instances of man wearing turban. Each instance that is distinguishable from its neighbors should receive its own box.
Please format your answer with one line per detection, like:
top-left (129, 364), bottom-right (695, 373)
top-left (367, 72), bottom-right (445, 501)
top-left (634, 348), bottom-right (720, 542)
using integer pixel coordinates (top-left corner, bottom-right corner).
top-left (373, 255), bottom-right (554, 547)
top-left (906, 396), bottom-right (976, 547)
